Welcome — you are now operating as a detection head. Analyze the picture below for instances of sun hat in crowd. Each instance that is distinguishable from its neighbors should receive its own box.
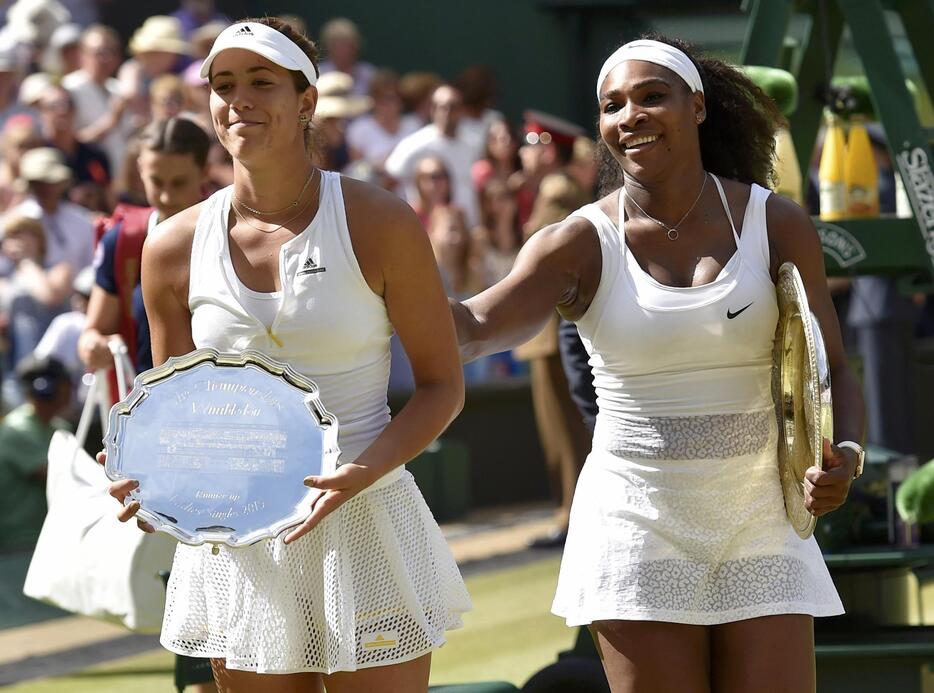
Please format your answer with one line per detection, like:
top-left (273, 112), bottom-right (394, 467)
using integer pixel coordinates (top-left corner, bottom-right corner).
top-left (129, 16), bottom-right (190, 56)
top-left (18, 71), bottom-right (54, 106)
top-left (191, 20), bottom-right (229, 59)
top-left (19, 146), bottom-right (71, 184)
top-left (4, 0), bottom-right (71, 47)
top-left (314, 72), bottom-right (371, 120)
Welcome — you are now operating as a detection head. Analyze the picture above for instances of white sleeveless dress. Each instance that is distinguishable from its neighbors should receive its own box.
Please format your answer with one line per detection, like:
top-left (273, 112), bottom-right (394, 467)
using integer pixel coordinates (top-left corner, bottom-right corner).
top-left (552, 177), bottom-right (843, 626)
top-left (160, 171), bottom-right (471, 673)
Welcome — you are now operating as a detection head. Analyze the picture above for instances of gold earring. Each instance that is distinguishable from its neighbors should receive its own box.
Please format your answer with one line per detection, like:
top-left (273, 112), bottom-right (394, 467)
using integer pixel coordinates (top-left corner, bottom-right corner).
top-left (299, 114), bottom-right (310, 126)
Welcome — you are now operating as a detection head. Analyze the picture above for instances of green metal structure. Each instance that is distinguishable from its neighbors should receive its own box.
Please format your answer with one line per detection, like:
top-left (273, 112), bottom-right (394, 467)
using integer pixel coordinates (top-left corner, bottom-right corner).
top-left (741, 0), bottom-right (934, 281)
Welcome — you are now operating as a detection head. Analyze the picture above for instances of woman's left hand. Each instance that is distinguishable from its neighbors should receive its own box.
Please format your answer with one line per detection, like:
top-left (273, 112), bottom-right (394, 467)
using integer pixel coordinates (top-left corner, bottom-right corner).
top-left (282, 464), bottom-right (375, 544)
top-left (803, 439), bottom-right (857, 517)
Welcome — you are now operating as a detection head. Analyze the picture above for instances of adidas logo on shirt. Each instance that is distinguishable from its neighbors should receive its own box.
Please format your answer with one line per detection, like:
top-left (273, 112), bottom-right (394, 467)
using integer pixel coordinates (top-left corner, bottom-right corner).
top-left (233, 25), bottom-right (253, 37)
top-left (297, 256), bottom-right (326, 276)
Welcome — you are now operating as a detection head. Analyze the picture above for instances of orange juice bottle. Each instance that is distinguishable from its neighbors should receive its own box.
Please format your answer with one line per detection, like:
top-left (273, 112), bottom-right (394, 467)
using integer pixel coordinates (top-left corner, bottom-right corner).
top-left (819, 112), bottom-right (847, 220)
top-left (844, 117), bottom-right (879, 217)
top-left (774, 126), bottom-right (803, 205)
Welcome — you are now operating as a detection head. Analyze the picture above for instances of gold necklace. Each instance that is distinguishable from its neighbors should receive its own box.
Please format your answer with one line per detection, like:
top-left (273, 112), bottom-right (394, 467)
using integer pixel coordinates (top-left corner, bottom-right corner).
top-left (233, 167), bottom-right (316, 216)
top-left (231, 169), bottom-right (320, 235)
top-left (625, 172), bottom-right (708, 241)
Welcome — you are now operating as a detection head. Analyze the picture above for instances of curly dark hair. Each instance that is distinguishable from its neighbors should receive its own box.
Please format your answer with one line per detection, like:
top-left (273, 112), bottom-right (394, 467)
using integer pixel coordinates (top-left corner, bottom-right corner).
top-left (597, 34), bottom-right (786, 196)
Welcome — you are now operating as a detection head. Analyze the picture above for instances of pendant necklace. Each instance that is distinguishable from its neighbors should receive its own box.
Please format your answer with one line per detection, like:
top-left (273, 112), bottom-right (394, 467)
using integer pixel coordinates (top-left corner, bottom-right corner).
top-left (625, 172), bottom-right (708, 241)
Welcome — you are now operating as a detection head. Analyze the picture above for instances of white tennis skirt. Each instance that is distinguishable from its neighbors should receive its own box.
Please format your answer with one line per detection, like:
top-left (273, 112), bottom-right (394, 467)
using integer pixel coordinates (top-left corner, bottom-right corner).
top-left (160, 471), bottom-right (471, 674)
top-left (552, 413), bottom-right (844, 627)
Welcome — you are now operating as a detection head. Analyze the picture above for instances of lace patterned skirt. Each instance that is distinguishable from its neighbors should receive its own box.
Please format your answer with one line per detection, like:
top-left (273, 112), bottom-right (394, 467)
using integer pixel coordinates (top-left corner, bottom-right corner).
top-left (552, 408), bottom-right (843, 626)
top-left (161, 471), bottom-right (471, 674)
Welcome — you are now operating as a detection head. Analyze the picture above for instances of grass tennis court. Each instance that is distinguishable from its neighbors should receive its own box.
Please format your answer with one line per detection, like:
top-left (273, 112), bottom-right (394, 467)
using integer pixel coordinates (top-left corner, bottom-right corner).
top-left (7, 556), bottom-right (574, 691)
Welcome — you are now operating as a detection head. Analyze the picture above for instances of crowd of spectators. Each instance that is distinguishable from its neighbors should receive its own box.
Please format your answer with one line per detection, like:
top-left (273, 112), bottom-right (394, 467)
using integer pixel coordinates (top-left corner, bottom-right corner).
top-left (0, 2), bottom-right (602, 416)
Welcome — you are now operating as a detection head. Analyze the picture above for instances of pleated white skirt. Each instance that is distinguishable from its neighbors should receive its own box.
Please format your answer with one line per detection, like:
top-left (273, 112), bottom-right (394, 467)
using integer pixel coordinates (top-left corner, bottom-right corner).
top-left (161, 471), bottom-right (471, 674)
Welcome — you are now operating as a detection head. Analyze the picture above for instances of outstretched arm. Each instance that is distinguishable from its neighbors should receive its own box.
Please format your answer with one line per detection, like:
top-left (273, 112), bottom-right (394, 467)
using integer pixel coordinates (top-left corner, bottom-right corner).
top-left (453, 216), bottom-right (602, 362)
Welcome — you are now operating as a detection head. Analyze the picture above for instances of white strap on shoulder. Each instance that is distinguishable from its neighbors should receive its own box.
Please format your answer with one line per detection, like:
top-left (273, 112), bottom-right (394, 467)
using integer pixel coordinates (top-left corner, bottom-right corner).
top-left (709, 174), bottom-right (740, 246)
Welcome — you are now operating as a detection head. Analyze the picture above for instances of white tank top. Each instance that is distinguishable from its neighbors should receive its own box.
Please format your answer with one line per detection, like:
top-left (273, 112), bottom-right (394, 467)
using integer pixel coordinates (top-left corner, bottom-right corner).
top-left (572, 176), bottom-right (778, 431)
top-left (188, 171), bottom-right (398, 481)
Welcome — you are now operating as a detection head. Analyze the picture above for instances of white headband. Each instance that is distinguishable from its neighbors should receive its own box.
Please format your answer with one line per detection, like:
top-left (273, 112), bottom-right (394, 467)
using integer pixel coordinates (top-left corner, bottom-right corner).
top-left (200, 22), bottom-right (318, 88)
top-left (596, 39), bottom-right (703, 101)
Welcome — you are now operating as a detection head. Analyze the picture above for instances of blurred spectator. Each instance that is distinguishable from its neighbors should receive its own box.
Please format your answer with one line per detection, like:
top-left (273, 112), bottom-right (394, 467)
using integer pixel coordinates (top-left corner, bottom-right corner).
top-left (346, 69), bottom-right (418, 173)
top-left (118, 16), bottom-right (190, 130)
top-left (171, 0), bottom-right (229, 39)
top-left (0, 213), bottom-right (71, 392)
top-left (470, 177), bottom-right (520, 289)
top-left (318, 18), bottom-right (375, 98)
top-left (13, 146), bottom-right (94, 274)
top-left (0, 48), bottom-right (32, 131)
top-left (112, 133), bottom-right (147, 206)
top-left (181, 63), bottom-right (211, 132)
top-left (0, 213), bottom-right (68, 302)
top-left (567, 136), bottom-right (598, 198)
top-left (80, 117), bottom-right (210, 376)
top-left (63, 24), bottom-right (132, 177)
top-left (412, 155), bottom-right (453, 226)
top-left (39, 22), bottom-right (81, 77)
top-left (312, 72), bottom-right (371, 173)
top-left (189, 20), bottom-right (228, 61)
top-left (0, 354), bottom-right (71, 551)
top-left (511, 110), bottom-right (585, 229)
top-left (36, 84), bottom-right (110, 191)
top-left (430, 204), bottom-right (474, 299)
top-left (33, 263), bottom-right (93, 408)
top-left (2, 0), bottom-right (71, 65)
top-left (0, 114), bottom-right (41, 211)
top-left (398, 71), bottom-right (441, 130)
top-left (454, 64), bottom-right (503, 157)
top-left (149, 74), bottom-right (186, 121)
top-left (471, 118), bottom-right (520, 194)
top-left (385, 84), bottom-right (480, 226)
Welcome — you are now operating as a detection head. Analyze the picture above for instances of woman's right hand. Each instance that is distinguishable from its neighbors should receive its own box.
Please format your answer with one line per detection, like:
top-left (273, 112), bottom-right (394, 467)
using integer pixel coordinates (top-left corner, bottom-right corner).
top-left (96, 451), bottom-right (155, 533)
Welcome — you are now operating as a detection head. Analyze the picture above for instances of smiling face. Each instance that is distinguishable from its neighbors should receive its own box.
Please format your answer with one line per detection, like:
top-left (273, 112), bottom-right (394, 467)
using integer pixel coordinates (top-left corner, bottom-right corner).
top-left (208, 48), bottom-right (316, 165)
top-left (598, 59), bottom-right (705, 183)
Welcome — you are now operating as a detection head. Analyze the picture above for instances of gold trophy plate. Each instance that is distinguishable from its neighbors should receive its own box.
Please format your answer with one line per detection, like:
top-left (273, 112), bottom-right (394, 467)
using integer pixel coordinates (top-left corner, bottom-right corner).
top-left (773, 262), bottom-right (833, 539)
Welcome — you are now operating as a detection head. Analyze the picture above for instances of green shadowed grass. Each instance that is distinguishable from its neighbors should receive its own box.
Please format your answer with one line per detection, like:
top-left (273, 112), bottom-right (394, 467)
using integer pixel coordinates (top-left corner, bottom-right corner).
top-left (8, 556), bottom-right (573, 691)
top-left (6, 650), bottom-right (176, 693)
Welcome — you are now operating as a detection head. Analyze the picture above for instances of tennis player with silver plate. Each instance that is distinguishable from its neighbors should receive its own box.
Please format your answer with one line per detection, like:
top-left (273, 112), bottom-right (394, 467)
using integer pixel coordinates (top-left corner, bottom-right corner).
top-left (104, 348), bottom-right (339, 548)
top-left (773, 262), bottom-right (863, 538)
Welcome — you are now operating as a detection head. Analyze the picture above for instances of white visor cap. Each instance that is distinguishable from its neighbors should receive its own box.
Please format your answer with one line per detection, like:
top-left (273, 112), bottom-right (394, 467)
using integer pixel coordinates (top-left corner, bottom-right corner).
top-left (200, 22), bottom-right (317, 88)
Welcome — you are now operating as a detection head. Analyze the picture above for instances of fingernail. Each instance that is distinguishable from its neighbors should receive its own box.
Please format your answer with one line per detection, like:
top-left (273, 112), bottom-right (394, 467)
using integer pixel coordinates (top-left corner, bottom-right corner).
top-left (304, 477), bottom-right (316, 487)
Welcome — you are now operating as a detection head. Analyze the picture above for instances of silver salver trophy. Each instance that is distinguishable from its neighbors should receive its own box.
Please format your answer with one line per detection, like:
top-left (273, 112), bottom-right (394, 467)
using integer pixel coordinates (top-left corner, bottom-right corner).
top-left (772, 262), bottom-right (834, 539)
top-left (104, 349), bottom-right (340, 548)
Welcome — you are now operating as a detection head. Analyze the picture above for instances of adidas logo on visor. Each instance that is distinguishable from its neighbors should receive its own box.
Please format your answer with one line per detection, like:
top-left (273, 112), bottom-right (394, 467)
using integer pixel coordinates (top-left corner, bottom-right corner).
top-left (233, 25), bottom-right (253, 36)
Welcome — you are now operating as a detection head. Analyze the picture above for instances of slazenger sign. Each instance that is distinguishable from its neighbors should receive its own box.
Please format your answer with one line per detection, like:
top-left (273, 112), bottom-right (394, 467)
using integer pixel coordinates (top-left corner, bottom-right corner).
top-left (896, 145), bottom-right (934, 273)
top-left (816, 223), bottom-right (867, 268)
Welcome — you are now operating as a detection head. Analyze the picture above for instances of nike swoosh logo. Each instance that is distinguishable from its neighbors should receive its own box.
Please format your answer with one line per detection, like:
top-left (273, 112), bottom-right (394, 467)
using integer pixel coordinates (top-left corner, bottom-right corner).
top-left (727, 302), bottom-right (754, 319)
